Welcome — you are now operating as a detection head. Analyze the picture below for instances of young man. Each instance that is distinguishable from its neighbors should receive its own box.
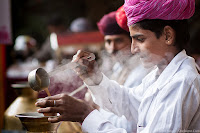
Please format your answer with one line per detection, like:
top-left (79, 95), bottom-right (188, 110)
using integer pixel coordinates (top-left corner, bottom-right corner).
top-left (36, 0), bottom-right (200, 132)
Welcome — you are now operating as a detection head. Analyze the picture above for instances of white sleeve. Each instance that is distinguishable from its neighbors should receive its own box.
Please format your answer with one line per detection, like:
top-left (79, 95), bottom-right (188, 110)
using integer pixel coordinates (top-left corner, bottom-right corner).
top-left (85, 74), bottom-right (142, 120)
top-left (99, 109), bottom-right (137, 132)
top-left (82, 109), bottom-right (127, 133)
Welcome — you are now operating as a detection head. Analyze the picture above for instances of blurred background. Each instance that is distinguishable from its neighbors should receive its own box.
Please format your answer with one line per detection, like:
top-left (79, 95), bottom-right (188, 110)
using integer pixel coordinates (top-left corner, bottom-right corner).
top-left (0, 0), bottom-right (200, 132)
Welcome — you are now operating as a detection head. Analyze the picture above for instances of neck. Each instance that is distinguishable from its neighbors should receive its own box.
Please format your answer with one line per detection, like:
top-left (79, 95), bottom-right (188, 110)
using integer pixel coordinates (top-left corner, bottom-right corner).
top-left (157, 49), bottom-right (180, 75)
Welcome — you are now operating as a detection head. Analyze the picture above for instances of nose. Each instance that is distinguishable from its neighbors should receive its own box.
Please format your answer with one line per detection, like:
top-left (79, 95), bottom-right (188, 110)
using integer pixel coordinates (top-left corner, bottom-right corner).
top-left (131, 42), bottom-right (139, 55)
top-left (108, 42), bottom-right (116, 54)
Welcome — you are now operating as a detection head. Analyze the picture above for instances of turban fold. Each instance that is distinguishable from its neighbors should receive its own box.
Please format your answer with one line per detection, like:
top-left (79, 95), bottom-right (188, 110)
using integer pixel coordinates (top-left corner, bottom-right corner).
top-left (116, 6), bottom-right (129, 31)
top-left (124, 0), bottom-right (195, 26)
top-left (97, 11), bottom-right (129, 35)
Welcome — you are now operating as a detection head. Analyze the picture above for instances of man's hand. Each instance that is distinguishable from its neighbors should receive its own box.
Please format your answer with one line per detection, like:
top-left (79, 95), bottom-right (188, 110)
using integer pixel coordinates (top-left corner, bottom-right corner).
top-left (72, 50), bottom-right (103, 86)
top-left (35, 93), bottom-right (94, 123)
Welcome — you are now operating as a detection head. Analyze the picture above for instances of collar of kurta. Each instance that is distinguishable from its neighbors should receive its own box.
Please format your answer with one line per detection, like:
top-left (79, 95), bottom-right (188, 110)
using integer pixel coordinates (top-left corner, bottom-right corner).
top-left (155, 50), bottom-right (188, 90)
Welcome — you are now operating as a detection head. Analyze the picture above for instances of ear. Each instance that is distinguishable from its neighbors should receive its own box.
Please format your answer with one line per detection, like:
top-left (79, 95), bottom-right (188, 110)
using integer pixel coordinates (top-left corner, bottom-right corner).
top-left (163, 26), bottom-right (175, 45)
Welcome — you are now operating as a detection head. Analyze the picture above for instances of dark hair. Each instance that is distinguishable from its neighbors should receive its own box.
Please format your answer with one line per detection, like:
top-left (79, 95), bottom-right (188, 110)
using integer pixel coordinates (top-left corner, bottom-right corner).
top-left (136, 19), bottom-right (190, 51)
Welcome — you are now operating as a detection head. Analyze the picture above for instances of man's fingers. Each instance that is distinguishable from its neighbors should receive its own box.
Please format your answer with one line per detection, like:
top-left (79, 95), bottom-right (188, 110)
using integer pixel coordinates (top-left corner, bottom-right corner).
top-left (43, 94), bottom-right (63, 100)
top-left (79, 59), bottom-right (90, 66)
top-left (48, 116), bottom-right (62, 123)
top-left (72, 50), bottom-right (93, 63)
top-left (35, 93), bottom-right (74, 107)
top-left (36, 93), bottom-right (66, 107)
top-left (37, 107), bottom-right (62, 113)
top-left (53, 99), bottom-right (64, 107)
top-left (72, 50), bottom-right (83, 62)
top-left (35, 99), bottom-right (55, 107)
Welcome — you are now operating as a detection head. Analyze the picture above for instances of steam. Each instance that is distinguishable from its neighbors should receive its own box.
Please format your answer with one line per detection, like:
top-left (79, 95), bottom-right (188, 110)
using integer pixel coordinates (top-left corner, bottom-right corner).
top-left (38, 47), bottom-right (175, 100)
top-left (137, 50), bottom-right (175, 74)
top-left (98, 50), bottom-right (115, 77)
top-left (99, 48), bottom-right (139, 77)
top-left (38, 65), bottom-right (87, 100)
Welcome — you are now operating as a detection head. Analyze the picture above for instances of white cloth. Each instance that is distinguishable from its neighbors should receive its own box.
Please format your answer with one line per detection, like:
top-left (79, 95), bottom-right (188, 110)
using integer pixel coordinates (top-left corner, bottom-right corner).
top-left (99, 108), bottom-right (134, 133)
top-left (98, 55), bottom-right (151, 132)
top-left (82, 50), bottom-right (200, 133)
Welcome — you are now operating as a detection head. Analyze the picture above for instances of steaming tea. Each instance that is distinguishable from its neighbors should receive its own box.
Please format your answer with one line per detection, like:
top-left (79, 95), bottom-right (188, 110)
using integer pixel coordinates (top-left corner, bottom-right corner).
top-left (43, 88), bottom-right (57, 116)
top-left (44, 87), bottom-right (51, 96)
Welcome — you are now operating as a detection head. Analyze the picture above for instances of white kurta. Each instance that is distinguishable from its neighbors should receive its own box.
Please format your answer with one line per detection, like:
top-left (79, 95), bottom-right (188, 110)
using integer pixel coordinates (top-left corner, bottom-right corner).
top-left (99, 55), bottom-right (151, 132)
top-left (82, 50), bottom-right (200, 133)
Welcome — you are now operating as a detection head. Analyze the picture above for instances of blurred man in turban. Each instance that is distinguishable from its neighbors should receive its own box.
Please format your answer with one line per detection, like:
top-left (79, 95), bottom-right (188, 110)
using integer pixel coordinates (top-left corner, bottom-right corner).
top-left (36, 0), bottom-right (200, 132)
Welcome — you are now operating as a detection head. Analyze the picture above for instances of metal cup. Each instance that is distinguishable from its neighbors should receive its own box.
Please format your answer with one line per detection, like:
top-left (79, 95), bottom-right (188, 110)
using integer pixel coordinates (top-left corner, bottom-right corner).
top-left (28, 68), bottom-right (50, 91)
top-left (16, 112), bottom-right (60, 133)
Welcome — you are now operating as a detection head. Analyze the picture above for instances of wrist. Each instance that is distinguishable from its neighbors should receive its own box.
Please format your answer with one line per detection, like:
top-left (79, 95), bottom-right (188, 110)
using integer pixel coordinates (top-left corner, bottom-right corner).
top-left (81, 102), bottom-right (95, 123)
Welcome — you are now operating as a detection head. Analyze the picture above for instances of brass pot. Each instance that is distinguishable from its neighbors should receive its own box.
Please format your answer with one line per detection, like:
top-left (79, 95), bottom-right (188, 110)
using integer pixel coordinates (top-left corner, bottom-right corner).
top-left (16, 112), bottom-right (60, 133)
top-left (4, 82), bottom-right (38, 130)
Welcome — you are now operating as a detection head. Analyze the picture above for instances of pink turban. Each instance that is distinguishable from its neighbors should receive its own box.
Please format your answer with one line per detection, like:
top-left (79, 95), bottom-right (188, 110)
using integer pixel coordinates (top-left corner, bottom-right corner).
top-left (124, 0), bottom-right (195, 26)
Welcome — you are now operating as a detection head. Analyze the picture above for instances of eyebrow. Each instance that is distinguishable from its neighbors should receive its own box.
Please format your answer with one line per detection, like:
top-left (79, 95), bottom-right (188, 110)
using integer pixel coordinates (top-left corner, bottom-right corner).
top-left (131, 34), bottom-right (144, 39)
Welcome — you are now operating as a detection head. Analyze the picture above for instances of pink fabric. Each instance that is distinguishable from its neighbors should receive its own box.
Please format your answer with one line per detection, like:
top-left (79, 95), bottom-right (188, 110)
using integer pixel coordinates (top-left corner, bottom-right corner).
top-left (124, 0), bottom-right (195, 26)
